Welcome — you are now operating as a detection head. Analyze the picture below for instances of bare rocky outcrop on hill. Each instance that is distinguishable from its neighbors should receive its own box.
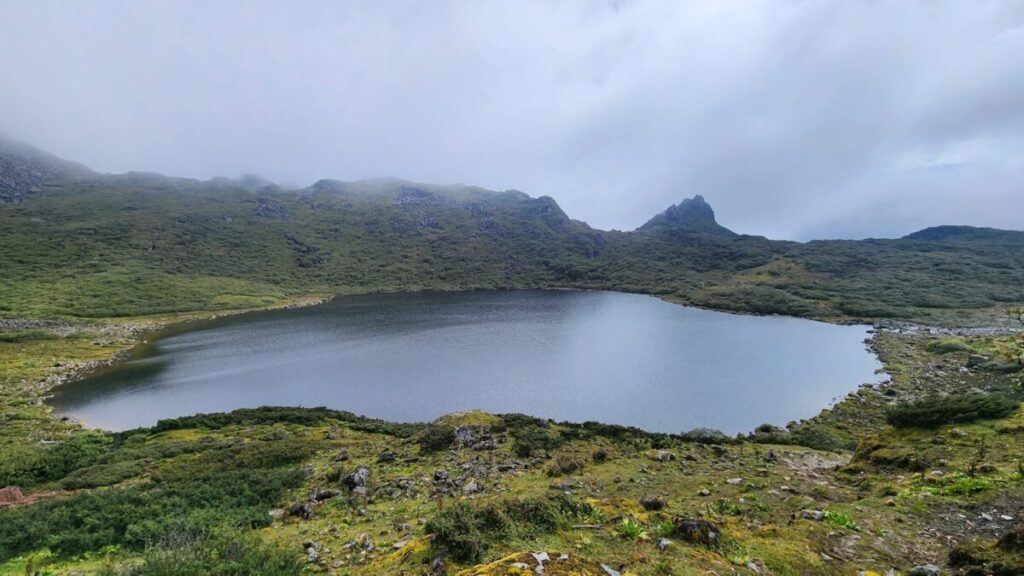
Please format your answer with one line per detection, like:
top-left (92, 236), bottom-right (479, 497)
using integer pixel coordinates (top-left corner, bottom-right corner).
top-left (0, 135), bottom-right (93, 202)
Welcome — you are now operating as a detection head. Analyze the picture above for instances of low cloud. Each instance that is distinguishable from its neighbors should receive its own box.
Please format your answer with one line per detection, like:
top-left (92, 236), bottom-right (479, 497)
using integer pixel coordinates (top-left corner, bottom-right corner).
top-left (1, 1), bottom-right (1021, 239)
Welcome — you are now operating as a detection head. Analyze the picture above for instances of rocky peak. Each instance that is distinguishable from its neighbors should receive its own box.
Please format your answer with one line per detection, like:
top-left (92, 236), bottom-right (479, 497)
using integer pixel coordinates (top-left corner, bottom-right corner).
top-left (0, 135), bottom-right (93, 202)
top-left (638, 194), bottom-right (735, 236)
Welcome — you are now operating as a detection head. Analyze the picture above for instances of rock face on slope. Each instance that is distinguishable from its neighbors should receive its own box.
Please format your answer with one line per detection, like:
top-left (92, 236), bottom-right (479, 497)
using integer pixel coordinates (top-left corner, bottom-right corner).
top-left (0, 135), bottom-right (93, 202)
top-left (638, 195), bottom-right (736, 237)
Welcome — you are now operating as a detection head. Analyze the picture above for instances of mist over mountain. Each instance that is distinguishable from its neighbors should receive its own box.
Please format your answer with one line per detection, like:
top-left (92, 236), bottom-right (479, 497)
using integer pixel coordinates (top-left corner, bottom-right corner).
top-left (1, 138), bottom-right (1021, 324)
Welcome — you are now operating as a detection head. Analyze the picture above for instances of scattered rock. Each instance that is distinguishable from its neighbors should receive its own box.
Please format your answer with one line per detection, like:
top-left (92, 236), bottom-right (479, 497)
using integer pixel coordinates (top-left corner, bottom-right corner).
top-left (289, 502), bottom-right (314, 520)
top-left (310, 488), bottom-right (338, 501)
top-left (672, 518), bottom-right (721, 547)
top-left (600, 564), bottom-right (621, 576)
top-left (966, 355), bottom-right (990, 368)
top-left (909, 565), bottom-right (941, 576)
top-left (341, 465), bottom-right (371, 498)
top-left (998, 526), bottom-right (1024, 552)
top-left (377, 451), bottom-right (398, 463)
top-left (550, 479), bottom-right (578, 491)
top-left (800, 510), bottom-right (825, 521)
top-left (639, 495), bottom-right (666, 511)
top-left (652, 450), bottom-right (676, 462)
top-left (304, 541), bottom-right (320, 564)
top-left (657, 538), bottom-right (673, 551)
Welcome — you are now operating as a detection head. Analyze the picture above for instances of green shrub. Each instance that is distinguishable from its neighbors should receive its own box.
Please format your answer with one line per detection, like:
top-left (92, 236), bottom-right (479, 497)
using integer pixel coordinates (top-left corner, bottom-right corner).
top-left (680, 427), bottom-right (732, 445)
top-left (789, 425), bottom-right (857, 452)
top-left (0, 456), bottom-right (305, 561)
top-left (61, 459), bottom-right (147, 489)
top-left (886, 393), bottom-right (1019, 428)
top-left (425, 495), bottom-right (591, 562)
top-left (926, 338), bottom-right (974, 355)
top-left (147, 406), bottom-right (419, 437)
top-left (503, 417), bottom-right (563, 457)
top-left (98, 531), bottom-right (303, 576)
top-left (616, 518), bottom-right (649, 541)
top-left (823, 510), bottom-right (860, 531)
top-left (0, 430), bottom-right (112, 488)
top-left (417, 424), bottom-right (456, 453)
top-left (0, 330), bottom-right (57, 343)
top-left (546, 453), bottom-right (583, 476)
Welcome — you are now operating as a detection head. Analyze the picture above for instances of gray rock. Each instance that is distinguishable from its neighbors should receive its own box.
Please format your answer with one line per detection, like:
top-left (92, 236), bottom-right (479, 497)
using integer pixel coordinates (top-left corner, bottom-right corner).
top-left (909, 565), bottom-right (941, 576)
top-left (966, 355), bottom-right (990, 368)
top-left (657, 538), bottom-right (673, 551)
top-left (652, 450), bottom-right (676, 462)
top-left (672, 518), bottom-right (720, 547)
top-left (639, 495), bottom-right (666, 511)
top-left (341, 465), bottom-right (371, 492)
top-left (600, 564), bottom-right (621, 576)
top-left (800, 509), bottom-right (825, 521)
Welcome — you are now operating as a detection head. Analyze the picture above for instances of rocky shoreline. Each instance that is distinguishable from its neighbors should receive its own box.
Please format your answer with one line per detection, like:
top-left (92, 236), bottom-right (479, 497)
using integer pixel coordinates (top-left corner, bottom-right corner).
top-left (23, 294), bottom-right (333, 428)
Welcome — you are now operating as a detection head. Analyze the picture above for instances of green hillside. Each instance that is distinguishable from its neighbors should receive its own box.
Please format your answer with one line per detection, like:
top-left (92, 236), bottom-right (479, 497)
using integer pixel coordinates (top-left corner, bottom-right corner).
top-left (1, 138), bottom-right (1022, 324)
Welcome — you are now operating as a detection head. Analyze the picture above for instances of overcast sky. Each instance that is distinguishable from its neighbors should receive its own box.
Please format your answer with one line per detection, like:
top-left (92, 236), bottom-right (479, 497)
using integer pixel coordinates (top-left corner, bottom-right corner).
top-left (1, 1), bottom-right (1022, 239)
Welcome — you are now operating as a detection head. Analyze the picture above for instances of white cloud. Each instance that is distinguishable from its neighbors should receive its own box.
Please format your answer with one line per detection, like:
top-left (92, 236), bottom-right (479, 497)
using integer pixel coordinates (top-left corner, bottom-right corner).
top-left (0, 0), bottom-right (1021, 239)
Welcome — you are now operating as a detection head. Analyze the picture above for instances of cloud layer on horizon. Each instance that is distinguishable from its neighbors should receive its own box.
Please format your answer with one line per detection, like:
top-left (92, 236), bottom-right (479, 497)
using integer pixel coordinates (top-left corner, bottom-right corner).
top-left (1, 0), bottom-right (1021, 240)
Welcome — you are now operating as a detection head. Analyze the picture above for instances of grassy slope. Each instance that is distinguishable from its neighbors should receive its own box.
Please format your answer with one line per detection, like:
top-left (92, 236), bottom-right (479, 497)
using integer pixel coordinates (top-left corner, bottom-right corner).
top-left (3, 151), bottom-right (1024, 574)
top-left (2, 171), bottom-right (1023, 324)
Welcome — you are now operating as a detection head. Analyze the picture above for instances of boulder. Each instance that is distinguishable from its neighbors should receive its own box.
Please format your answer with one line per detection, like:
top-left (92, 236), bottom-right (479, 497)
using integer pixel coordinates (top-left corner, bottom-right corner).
top-left (0, 486), bottom-right (24, 505)
top-left (639, 495), bottom-right (666, 511)
top-left (799, 510), bottom-right (825, 521)
top-left (966, 355), bottom-right (990, 368)
top-left (652, 450), bottom-right (676, 462)
top-left (672, 518), bottom-right (721, 548)
top-left (998, 526), bottom-right (1024, 552)
top-left (341, 465), bottom-right (371, 495)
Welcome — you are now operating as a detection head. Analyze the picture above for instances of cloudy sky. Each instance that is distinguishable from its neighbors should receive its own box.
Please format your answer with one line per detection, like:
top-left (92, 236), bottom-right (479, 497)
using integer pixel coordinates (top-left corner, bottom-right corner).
top-left (1, 1), bottom-right (1022, 239)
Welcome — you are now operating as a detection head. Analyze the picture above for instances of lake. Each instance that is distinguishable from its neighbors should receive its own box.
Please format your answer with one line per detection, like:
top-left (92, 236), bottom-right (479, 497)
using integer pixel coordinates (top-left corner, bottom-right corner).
top-left (49, 290), bottom-right (882, 433)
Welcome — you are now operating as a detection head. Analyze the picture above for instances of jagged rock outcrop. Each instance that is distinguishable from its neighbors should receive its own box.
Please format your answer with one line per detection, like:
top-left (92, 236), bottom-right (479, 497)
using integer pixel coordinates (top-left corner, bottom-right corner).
top-left (638, 194), bottom-right (735, 237)
top-left (0, 135), bottom-right (92, 202)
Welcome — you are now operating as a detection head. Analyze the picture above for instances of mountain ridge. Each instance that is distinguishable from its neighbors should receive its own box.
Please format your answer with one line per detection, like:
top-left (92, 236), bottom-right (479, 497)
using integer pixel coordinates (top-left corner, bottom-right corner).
top-left (2, 136), bottom-right (1020, 241)
top-left (0, 137), bottom-right (1022, 323)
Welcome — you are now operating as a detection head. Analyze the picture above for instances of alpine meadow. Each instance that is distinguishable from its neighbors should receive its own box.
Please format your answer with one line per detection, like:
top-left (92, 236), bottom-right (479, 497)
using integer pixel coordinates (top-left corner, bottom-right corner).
top-left (2, 2), bottom-right (1024, 576)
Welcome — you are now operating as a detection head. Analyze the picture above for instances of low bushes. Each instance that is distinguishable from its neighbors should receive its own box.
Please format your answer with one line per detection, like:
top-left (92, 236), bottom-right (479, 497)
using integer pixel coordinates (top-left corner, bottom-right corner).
top-left (0, 430), bottom-right (111, 488)
top-left (417, 424), bottom-right (456, 453)
top-left (0, 440), bottom-right (307, 561)
top-left (679, 427), bottom-right (733, 445)
top-left (885, 393), bottom-right (1019, 428)
top-left (425, 495), bottom-right (593, 563)
top-left (98, 531), bottom-right (303, 576)
top-left (147, 406), bottom-right (420, 437)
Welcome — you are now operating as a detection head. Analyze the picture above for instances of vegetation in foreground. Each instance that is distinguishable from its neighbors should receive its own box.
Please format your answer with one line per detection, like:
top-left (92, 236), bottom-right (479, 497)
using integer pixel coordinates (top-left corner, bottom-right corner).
top-left (1, 310), bottom-right (1022, 575)
top-left (3, 141), bottom-right (1024, 573)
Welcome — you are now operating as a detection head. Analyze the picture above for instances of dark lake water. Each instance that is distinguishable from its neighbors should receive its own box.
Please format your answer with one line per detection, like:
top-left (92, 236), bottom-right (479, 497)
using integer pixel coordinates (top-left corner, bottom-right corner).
top-left (49, 290), bottom-right (881, 433)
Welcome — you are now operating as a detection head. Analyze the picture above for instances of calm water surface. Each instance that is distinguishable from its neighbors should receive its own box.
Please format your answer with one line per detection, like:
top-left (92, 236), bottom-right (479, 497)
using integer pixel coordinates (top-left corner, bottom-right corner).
top-left (50, 291), bottom-right (881, 433)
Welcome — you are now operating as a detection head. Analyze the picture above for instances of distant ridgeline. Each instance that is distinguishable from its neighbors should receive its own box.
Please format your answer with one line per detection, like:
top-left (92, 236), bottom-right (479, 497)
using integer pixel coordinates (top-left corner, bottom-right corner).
top-left (1, 135), bottom-right (1022, 322)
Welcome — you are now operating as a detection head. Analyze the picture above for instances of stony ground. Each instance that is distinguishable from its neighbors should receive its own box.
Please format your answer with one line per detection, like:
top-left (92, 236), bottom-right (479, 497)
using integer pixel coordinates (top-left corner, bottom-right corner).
top-left (0, 309), bottom-right (1022, 575)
